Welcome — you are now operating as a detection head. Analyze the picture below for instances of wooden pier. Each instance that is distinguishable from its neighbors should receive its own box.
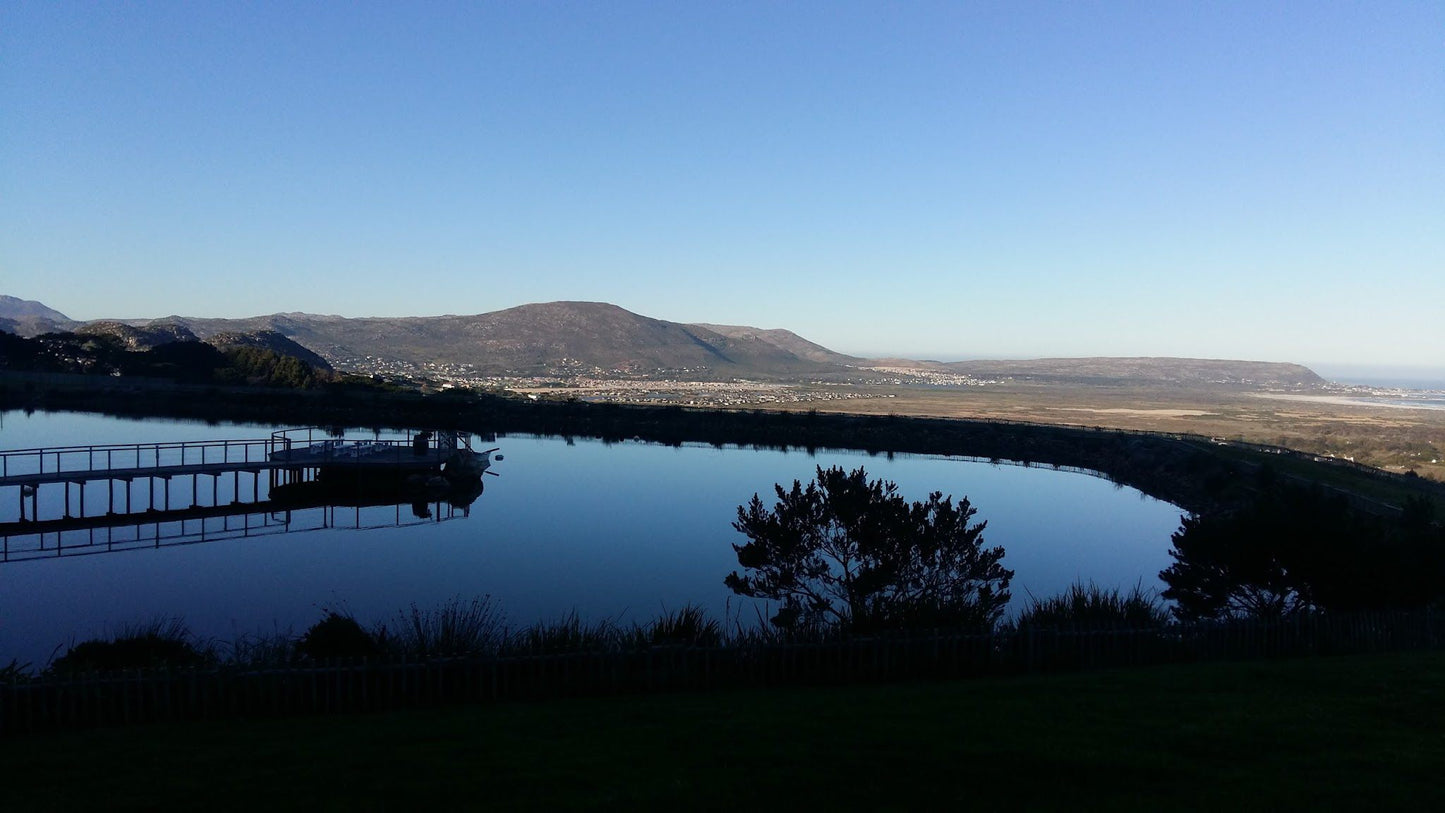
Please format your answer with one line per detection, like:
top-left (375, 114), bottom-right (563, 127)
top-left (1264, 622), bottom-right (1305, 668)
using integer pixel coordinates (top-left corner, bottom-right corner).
top-left (0, 428), bottom-right (482, 561)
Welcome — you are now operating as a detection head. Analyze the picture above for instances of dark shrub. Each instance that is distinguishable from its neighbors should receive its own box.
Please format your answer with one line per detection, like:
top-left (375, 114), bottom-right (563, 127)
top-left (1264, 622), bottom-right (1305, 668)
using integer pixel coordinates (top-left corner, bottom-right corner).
top-left (294, 611), bottom-right (380, 662)
top-left (49, 618), bottom-right (210, 675)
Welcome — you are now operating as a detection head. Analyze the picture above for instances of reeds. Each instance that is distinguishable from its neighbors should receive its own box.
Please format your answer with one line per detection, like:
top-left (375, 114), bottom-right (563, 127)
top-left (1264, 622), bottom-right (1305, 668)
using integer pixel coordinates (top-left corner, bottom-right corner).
top-left (47, 617), bottom-right (214, 675)
top-left (1012, 581), bottom-right (1170, 631)
top-left (378, 596), bottom-right (508, 659)
top-left (633, 604), bottom-right (722, 648)
top-left (509, 610), bottom-right (623, 655)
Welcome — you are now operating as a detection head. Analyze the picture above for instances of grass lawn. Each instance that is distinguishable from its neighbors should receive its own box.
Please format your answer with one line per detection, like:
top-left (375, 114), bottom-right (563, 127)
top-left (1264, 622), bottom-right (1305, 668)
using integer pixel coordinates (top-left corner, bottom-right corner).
top-left (2, 652), bottom-right (1443, 810)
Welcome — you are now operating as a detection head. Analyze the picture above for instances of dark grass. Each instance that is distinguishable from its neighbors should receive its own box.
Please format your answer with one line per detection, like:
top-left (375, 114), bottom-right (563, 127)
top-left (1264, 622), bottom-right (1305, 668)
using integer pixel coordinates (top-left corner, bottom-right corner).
top-left (3, 651), bottom-right (1442, 810)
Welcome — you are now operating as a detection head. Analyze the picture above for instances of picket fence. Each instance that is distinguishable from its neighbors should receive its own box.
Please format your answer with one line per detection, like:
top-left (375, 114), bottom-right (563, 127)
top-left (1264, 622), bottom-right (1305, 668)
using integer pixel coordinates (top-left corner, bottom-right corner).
top-left (3, 609), bottom-right (1442, 735)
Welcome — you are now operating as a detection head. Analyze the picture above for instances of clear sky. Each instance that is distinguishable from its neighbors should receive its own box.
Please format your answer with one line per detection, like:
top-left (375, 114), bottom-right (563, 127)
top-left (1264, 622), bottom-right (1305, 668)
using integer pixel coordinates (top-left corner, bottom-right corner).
top-left (2, 1), bottom-right (1441, 368)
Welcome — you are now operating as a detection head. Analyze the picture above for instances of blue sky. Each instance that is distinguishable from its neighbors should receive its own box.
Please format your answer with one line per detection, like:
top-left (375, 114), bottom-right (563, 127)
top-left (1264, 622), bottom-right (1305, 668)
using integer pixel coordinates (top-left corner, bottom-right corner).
top-left (2, 1), bottom-right (1441, 368)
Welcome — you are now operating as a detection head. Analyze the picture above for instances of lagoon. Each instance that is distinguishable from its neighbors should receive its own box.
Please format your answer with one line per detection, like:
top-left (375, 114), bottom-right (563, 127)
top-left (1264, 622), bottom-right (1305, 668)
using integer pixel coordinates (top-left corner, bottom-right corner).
top-left (0, 410), bottom-right (1184, 666)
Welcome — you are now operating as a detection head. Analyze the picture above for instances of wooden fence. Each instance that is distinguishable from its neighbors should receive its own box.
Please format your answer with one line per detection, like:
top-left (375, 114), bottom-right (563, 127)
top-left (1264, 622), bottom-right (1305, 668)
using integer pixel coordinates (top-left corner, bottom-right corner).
top-left (3, 609), bottom-right (1442, 735)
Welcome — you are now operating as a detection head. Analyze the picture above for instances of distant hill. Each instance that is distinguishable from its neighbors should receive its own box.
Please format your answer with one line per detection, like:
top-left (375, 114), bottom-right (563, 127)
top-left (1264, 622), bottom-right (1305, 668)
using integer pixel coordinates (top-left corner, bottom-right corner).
top-left (944, 357), bottom-right (1326, 388)
top-left (170, 301), bottom-right (855, 380)
top-left (207, 330), bottom-right (333, 372)
top-left (691, 324), bottom-right (863, 367)
top-left (0, 295), bottom-right (78, 336)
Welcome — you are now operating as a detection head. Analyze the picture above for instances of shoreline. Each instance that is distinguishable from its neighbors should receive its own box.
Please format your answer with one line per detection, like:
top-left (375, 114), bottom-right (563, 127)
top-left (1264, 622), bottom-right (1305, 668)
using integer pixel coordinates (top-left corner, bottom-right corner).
top-left (1252, 392), bottom-right (1445, 412)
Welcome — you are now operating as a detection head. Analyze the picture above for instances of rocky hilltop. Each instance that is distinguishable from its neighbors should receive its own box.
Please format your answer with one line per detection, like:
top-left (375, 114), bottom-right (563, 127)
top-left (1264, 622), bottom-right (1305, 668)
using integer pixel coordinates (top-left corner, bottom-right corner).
top-left (77, 320), bottom-right (199, 351)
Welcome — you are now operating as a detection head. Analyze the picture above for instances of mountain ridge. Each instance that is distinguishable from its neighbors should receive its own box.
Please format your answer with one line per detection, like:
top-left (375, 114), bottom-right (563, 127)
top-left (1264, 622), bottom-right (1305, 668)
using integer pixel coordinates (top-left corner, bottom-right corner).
top-left (1, 295), bottom-right (1328, 387)
top-left (0, 295), bottom-right (79, 337)
top-left (146, 301), bottom-right (856, 380)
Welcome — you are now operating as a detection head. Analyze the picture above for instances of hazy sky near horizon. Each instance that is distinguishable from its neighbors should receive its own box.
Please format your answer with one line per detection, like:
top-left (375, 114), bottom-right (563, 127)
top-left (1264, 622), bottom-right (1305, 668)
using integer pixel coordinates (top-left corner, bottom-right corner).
top-left (2, 2), bottom-right (1441, 367)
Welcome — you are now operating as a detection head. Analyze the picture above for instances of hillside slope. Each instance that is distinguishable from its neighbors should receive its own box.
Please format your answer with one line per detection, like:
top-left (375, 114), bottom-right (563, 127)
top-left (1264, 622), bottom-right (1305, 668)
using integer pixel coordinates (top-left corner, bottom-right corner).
top-left (690, 324), bottom-right (863, 367)
top-left (173, 302), bottom-right (854, 379)
top-left (0, 295), bottom-right (78, 336)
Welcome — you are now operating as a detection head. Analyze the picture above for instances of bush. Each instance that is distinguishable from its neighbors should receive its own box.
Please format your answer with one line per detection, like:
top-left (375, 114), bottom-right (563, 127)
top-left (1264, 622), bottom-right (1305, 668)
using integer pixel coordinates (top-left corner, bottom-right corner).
top-left (294, 611), bottom-right (381, 662)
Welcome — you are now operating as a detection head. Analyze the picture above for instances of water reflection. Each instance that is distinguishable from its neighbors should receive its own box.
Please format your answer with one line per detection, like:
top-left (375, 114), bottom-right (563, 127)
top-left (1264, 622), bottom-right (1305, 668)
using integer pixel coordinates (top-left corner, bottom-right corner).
top-left (2, 474), bottom-right (488, 563)
top-left (1, 428), bottom-right (496, 563)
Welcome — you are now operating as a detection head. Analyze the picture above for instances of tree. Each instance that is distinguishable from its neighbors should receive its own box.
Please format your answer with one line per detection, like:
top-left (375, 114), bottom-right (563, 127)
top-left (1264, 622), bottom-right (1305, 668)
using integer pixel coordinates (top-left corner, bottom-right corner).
top-left (1158, 511), bottom-right (1313, 622)
top-left (725, 466), bottom-right (1012, 632)
top-left (1159, 483), bottom-right (1445, 621)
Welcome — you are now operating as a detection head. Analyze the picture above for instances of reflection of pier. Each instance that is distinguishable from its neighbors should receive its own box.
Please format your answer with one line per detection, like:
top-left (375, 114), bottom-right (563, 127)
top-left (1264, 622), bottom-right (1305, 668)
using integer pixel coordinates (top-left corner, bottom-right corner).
top-left (0, 428), bottom-right (495, 562)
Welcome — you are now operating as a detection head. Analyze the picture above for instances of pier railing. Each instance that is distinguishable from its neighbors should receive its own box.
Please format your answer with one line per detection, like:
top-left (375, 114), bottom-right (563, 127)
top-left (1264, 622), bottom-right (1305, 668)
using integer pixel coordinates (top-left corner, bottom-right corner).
top-left (0, 428), bottom-right (453, 483)
top-left (0, 438), bottom-right (276, 481)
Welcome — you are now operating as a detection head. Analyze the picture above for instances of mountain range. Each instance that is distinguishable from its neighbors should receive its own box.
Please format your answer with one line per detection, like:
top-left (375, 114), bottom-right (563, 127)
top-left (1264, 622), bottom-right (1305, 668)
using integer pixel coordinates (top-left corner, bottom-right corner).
top-left (0, 295), bottom-right (1325, 387)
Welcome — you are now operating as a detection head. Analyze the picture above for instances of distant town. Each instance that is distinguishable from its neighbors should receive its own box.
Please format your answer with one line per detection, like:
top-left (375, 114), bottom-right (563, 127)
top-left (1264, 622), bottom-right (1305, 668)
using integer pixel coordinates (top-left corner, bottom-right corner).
top-left (338, 355), bottom-right (1000, 407)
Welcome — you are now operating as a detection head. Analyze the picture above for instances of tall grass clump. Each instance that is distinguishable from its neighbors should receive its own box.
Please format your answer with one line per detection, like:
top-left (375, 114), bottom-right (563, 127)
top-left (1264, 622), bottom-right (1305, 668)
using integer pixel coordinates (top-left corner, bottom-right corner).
top-left (380, 596), bottom-right (507, 660)
top-left (1, 658), bottom-right (33, 683)
top-left (509, 611), bottom-right (623, 655)
top-left (725, 602), bottom-right (848, 647)
top-left (47, 617), bottom-right (214, 675)
top-left (224, 627), bottom-right (299, 669)
top-left (1014, 582), bottom-right (1171, 631)
top-left (634, 605), bottom-right (723, 648)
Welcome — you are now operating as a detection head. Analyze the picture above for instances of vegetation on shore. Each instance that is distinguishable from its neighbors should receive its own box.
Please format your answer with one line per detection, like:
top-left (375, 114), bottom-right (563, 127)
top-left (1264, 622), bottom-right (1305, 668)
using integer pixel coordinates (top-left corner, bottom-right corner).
top-left (0, 591), bottom-right (1042, 679)
top-left (12, 567), bottom-right (1440, 684)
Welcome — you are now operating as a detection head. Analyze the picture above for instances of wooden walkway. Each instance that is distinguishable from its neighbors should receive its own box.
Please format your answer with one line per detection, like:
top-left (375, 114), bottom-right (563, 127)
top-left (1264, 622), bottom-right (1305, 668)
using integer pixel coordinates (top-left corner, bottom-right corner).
top-left (0, 451), bottom-right (447, 488)
top-left (0, 429), bottom-right (480, 561)
top-left (0, 439), bottom-right (447, 489)
top-left (0, 430), bottom-right (464, 539)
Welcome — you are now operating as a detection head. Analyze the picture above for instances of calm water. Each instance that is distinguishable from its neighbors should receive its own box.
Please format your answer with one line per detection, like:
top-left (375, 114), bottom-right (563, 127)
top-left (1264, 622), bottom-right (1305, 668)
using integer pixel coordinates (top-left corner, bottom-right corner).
top-left (0, 411), bottom-right (1184, 665)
